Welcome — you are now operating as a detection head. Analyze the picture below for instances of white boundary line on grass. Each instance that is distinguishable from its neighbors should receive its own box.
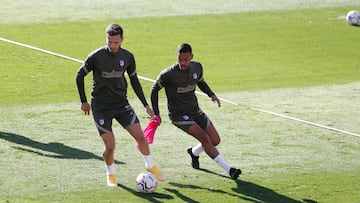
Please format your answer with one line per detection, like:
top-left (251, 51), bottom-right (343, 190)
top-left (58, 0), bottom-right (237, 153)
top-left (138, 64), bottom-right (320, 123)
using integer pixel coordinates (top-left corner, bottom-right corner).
top-left (1, 37), bottom-right (359, 138)
top-left (252, 108), bottom-right (360, 138)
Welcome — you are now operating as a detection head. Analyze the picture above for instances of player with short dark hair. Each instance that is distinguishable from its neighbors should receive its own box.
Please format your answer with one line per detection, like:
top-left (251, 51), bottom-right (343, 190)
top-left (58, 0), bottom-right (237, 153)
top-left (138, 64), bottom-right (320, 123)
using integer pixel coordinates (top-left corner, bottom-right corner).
top-left (150, 43), bottom-right (241, 180)
top-left (76, 23), bottom-right (166, 187)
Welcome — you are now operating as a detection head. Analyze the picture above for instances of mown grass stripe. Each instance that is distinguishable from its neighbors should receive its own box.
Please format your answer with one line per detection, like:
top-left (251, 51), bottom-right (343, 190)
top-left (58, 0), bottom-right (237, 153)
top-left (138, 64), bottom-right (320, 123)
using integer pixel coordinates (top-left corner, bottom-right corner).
top-left (2, 36), bottom-right (359, 139)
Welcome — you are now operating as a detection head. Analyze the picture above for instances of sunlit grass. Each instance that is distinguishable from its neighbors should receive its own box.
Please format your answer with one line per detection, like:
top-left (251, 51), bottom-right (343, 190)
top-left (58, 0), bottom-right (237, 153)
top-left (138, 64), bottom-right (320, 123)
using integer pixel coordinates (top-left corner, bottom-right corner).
top-left (0, 1), bottom-right (360, 202)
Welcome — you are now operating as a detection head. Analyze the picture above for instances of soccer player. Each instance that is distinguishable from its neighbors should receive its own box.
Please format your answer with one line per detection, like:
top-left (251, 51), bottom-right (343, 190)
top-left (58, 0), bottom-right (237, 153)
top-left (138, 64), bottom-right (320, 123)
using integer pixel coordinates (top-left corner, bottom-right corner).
top-left (75, 23), bottom-right (166, 187)
top-left (150, 43), bottom-right (241, 180)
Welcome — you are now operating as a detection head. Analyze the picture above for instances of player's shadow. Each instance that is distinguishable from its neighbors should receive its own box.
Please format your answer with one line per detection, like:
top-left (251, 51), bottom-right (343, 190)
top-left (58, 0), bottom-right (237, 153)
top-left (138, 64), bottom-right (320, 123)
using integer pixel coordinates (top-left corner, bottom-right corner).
top-left (171, 168), bottom-right (317, 203)
top-left (0, 131), bottom-right (124, 164)
top-left (119, 184), bottom-right (173, 203)
top-left (163, 187), bottom-right (204, 203)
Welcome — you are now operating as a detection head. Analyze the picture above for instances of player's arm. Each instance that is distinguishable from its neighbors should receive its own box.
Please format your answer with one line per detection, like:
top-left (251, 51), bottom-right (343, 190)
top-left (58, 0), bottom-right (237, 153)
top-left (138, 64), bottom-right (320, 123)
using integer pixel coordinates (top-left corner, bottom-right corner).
top-left (150, 81), bottom-right (162, 116)
top-left (75, 67), bottom-right (91, 114)
top-left (75, 58), bottom-right (93, 115)
top-left (197, 80), bottom-right (214, 97)
top-left (127, 54), bottom-right (148, 106)
top-left (128, 72), bottom-right (151, 108)
top-left (127, 55), bottom-right (155, 117)
top-left (195, 62), bottom-right (220, 107)
top-left (127, 69), bottom-right (154, 118)
top-left (197, 80), bottom-right (221, 107)
top-left (130, 75), bottom-right (155, 118)
top-left (128, 72), bottom-right (147, 104)
top-left (75, 66), bottom-right (87, 103)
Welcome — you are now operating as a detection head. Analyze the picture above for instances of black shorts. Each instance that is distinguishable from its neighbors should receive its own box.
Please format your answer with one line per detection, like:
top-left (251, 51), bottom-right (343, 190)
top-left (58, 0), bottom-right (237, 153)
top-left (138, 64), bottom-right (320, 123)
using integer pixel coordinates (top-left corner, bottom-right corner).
top-left (91, 100), bottom-right (139, 135)
top-left (170, 109), bottom-right (212, 132)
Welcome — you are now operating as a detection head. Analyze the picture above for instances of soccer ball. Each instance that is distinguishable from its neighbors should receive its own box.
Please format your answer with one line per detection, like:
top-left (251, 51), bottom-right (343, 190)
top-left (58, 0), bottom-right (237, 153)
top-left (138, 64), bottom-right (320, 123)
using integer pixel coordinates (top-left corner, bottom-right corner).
top-left (135, 172), bottom-right (157, 193)
top-left (346, 10), bottom-right (360, 25)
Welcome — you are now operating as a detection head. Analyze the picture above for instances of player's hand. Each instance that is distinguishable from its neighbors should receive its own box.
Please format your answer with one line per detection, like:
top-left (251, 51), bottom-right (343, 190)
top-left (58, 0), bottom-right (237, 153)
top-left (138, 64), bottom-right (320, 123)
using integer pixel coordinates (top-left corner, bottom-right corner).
top-left (211, 95), bottom-right (221, 108)
top-left (151, 115), bottom-right (161, 125)
top-left (81, 102), bottom-right (91, 115)
top-left (145, 105), bottom-right (155, 118)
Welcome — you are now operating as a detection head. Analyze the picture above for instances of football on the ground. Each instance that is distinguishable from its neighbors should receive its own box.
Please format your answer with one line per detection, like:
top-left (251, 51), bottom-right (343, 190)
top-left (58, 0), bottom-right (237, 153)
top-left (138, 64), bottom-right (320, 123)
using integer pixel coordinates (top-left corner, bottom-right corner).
top-left (135, 172), bottom-right (157, 193)
top-left (346, 10), bottom-right (360, 25)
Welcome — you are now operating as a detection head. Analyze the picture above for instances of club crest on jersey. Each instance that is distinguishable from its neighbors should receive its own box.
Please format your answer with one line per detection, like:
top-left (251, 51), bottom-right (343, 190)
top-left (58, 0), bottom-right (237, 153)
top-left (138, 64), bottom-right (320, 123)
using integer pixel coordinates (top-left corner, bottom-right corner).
top-left (192, 72), bottom-right (198, 79)
top-left (119, 60), bottom-right (125, 67)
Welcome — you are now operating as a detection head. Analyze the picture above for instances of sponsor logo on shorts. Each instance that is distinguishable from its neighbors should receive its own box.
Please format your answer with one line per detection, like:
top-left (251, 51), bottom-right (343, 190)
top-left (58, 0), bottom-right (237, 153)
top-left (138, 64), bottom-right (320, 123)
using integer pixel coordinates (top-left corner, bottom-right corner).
top-left (99, 119), bottom-right (105, 126)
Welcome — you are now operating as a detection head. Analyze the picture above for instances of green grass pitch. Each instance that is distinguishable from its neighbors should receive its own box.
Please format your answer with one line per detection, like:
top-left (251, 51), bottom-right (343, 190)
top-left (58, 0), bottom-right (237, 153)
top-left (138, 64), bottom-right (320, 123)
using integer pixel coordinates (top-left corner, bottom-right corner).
top-left (0, 1), bottom-right (360, 202)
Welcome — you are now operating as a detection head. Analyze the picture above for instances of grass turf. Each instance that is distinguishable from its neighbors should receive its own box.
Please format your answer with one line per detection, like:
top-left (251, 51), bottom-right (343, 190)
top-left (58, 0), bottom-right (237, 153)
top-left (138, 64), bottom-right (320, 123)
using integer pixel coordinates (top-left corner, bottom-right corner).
top-left (0, 2), bottom-right (360, 203)
top-left (1, 8), bottom-right (360, 106)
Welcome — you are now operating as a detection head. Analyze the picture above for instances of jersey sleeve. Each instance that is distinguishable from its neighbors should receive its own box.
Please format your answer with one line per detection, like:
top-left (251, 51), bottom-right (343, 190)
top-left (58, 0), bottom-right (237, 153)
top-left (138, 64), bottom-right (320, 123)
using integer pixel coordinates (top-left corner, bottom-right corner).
top-left (129, 73), bottom-right (148, 107)
top-left (197, 80), bottom-right (215, 97)
top-left (150, 81), bottom-right (162, 115)
top-left (150, 70), bottom-right (167, 115)
top-left (127, 54), bottom-right (148, 107)
top-left (196, 62), bottom-right (215, 97)
top-left (75, 55), bottom-right (95, 103)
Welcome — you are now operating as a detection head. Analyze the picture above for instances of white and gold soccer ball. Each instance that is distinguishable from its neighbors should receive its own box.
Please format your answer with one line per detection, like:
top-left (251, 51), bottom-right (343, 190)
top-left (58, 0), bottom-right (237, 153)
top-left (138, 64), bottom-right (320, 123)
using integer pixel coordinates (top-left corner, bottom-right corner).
top-left (346, 10), bottom-right (360, 26)
top-left (135, 172), bottom-right (158, 193)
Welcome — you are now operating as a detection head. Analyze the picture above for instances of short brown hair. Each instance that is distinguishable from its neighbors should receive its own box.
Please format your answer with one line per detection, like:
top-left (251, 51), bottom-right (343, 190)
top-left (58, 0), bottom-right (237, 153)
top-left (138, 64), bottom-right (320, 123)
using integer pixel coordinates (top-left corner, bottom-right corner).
top-left (105, 23), bottom-right (123, 37)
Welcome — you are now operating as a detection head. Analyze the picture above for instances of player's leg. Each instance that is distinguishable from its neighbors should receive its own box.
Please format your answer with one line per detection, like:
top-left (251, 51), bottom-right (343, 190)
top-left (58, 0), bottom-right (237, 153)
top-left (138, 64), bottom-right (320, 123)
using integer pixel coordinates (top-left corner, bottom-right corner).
top-left (204, 124), bottom-right (220, 146)
top-left (117, 104), bottom-right (166, 181)
top-left (125, 123), bottom-right (149, 156)
top-left (189, 110), bottom-right (220, 158)
top-left (187, 111), bottom-right (242, 180)
top-left (187, 124), bottom-right (219, 159)
top-left (101, 132), bottom-right (118, 186)
top-left (114, 104), bottom-right (149, 156)
top-left (171, 114), bottom-right (205, 169)
top-left (187, 143), bottom-right (201, 169)
top-left (188, 123), bottom-right (220, 164)
top-left (126, 123), bottom-right (166, 181)
top-left (101, 132), bottom-right (116, 165)
top-left (204, 126), bottom-right (241, 180)
top-left (188, 124), bottom-right (241, 179)
top-left (92, 103), bottom-right (118, 187)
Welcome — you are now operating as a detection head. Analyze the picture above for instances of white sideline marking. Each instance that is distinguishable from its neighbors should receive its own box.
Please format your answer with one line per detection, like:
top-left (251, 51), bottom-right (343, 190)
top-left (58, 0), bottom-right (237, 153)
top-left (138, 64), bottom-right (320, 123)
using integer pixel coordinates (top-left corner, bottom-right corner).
top-left (1, 37), bottom-right (359, 138)
top-left (252, 108), bottom-right (360, 138)
top-left (0, 37), bottom-right (84, 64)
